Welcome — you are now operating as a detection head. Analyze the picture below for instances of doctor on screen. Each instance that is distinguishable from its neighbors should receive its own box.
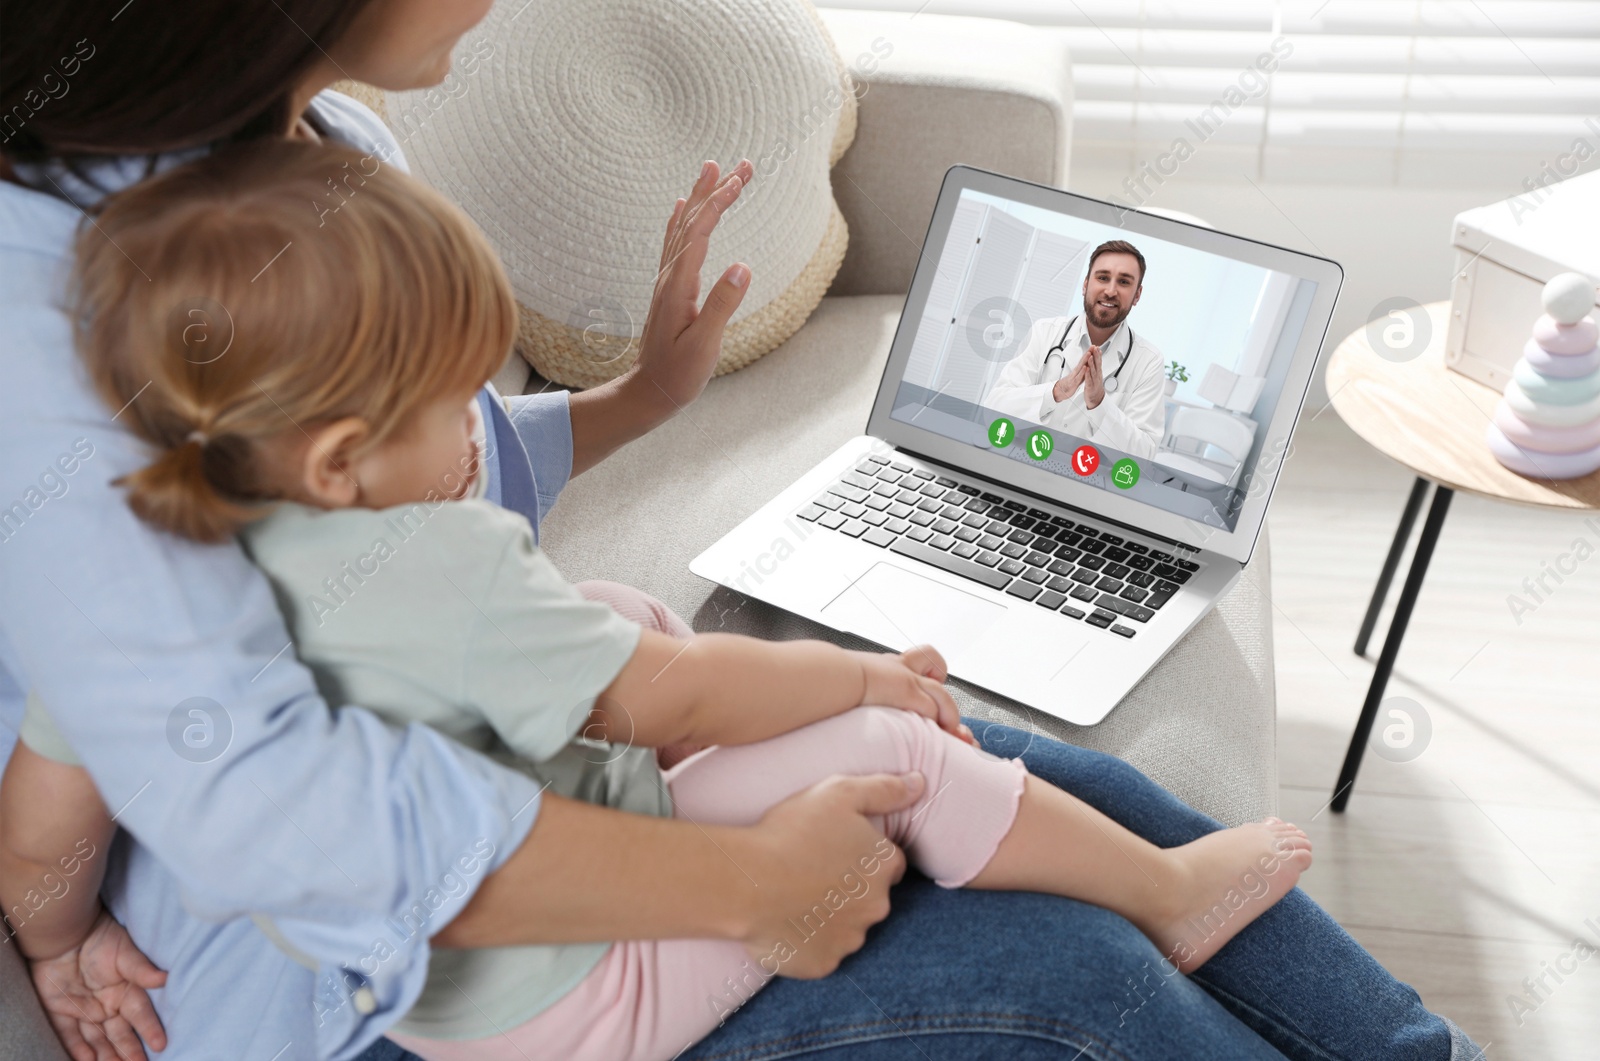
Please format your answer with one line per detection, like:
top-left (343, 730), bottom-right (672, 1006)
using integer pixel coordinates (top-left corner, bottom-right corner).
top-left (986, 240), bottom-right (1166, 459)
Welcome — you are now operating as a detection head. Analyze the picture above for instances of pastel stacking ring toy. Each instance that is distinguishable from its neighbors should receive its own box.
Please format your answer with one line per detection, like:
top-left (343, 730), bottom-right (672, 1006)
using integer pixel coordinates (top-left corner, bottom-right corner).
top-left (1532, 313), bottom-right (1598, 354)
top-left (1511, 358), bottom-right (1600, 404)
top-left (1502, 383), bottom-right (1600, 427)
top-left (1493, 403), bottom-right (1600, 454)
top-left (1488, 272), bottom-right (1600, 480)
top-left (1485, 424), bottom-right (1600, 479)
top-left (1522, 339), bottom-right (1600, 378)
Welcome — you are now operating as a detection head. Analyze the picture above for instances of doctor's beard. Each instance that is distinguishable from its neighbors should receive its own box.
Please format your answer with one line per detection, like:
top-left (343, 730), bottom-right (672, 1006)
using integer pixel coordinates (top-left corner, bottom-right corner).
top-left (1082, 290), bottom-right (1133, 332)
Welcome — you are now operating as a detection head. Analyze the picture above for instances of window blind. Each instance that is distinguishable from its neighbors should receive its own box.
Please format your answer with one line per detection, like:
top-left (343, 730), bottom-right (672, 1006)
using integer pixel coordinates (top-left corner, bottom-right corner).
top-left (815, 0), bottom-right (1600, 186)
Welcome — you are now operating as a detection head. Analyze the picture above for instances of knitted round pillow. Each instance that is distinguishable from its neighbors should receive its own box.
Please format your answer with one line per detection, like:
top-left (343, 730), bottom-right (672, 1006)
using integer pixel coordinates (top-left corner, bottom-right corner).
top-left (385, 0), bottom-right (856, 388)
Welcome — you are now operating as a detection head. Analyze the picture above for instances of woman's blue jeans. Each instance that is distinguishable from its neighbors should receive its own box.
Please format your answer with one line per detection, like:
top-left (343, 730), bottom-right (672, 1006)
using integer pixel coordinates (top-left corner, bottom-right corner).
top-left (360, 721), bottom-right (1475, 1061)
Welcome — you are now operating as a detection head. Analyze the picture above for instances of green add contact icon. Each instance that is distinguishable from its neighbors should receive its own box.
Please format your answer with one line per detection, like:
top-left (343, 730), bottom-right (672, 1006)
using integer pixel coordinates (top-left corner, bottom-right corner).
top-left (1111, 458), bottom-right (1140, 489)
top-left (988, 418), bottom-right (1015, 448)
top-left (1026, 430), bottom-right (1053, 461)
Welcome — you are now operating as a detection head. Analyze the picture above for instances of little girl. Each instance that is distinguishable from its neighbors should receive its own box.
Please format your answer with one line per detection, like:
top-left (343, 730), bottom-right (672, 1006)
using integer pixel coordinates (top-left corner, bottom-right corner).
top-left (25, 141), bottom-right (1312, 1061)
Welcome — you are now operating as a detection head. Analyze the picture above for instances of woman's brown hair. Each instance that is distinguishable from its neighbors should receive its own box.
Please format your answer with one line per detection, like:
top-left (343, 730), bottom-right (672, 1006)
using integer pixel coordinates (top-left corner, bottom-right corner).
top-left (71, 140), bottom-right (518, 542)
top-left (0, 0), bottom-right (378, 161)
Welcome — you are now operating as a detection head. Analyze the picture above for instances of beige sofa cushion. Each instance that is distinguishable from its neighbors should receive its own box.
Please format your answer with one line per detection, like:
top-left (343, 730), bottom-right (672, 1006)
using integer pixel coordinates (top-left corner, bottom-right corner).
top-left (820, 10), bottom-right (1075, 297)
top-left (388, 0), bottom-right (858, 389)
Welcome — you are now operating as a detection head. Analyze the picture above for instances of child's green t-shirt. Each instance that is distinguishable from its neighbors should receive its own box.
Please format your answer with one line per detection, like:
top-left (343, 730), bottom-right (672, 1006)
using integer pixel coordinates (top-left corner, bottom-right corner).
top-left (237, 497), bottom-right (664, 1040)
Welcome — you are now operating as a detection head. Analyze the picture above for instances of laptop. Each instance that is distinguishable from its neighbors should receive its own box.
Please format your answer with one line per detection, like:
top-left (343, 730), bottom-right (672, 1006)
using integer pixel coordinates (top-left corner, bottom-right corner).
top-left (691, 165), bottom-right (1343, 725)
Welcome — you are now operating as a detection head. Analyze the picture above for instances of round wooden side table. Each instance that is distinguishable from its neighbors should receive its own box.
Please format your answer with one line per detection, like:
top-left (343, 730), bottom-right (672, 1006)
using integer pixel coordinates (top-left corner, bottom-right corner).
top-left (1324, 300), bottom-right (1600, 812)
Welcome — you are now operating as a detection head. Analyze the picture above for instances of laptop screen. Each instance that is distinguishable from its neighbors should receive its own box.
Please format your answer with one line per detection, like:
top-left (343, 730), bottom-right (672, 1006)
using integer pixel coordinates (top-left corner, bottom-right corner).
top-left (878, 179), bottom-right (1335, 550)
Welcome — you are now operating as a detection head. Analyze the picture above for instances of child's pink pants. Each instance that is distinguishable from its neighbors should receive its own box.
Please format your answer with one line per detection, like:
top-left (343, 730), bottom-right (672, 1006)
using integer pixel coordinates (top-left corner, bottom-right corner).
top-left (390, 582), bottom-right (1027, 1061)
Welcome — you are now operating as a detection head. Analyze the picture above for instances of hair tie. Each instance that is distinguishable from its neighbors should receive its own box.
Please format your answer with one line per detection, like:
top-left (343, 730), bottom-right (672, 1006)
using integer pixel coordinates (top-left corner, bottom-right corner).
top-left (186, 430), bottom-right (210, 447)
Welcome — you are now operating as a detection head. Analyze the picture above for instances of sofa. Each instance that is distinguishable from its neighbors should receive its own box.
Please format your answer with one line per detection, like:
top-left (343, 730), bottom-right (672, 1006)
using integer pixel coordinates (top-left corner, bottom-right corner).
top-left (531, 8), bottom-right (1280, 828)
top-left (1, 10), bottom-right (1278, 1060)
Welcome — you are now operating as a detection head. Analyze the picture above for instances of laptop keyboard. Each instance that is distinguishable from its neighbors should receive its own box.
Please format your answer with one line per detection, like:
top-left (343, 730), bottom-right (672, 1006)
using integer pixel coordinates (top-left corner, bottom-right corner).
top-left (796, 454), bottom-right (1202, 639)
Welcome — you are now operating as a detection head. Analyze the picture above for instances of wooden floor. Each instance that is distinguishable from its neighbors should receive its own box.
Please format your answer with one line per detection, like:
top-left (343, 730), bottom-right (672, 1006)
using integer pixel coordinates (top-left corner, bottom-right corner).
top-left (1270, 413), bottom-right (1600, 1059)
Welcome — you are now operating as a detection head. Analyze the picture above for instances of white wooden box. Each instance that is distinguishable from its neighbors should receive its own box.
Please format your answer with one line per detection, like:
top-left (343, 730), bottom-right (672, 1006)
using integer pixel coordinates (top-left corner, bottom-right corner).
top-left (1447, 169), bottom-right (1600, 390)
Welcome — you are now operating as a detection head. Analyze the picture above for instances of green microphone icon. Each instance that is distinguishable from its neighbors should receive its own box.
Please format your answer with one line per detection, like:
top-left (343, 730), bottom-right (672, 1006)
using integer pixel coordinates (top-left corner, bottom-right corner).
top-left (988, 418), bottom-right (1015, 448)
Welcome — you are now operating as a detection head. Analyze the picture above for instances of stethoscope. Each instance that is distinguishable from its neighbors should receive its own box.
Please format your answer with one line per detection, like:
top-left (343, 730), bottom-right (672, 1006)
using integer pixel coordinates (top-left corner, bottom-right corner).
top-left (1040, 315), bottom-right (1135, 395)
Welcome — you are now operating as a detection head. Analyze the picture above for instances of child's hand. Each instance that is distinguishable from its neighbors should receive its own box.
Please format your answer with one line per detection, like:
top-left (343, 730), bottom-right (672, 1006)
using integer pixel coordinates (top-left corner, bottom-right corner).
top-left (855, 645), bottom-right (975, 745)
top-left (29, 907), bottom-right (168, 1061)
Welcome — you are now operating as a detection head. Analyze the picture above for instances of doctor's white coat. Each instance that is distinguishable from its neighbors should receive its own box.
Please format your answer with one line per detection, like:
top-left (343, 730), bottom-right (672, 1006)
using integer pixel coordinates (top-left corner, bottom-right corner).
top-left (984, 314), bottom-right (1167, 459)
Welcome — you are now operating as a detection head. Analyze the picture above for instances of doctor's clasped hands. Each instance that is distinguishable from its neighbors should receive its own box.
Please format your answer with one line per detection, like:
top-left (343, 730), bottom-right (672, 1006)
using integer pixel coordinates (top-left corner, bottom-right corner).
top-left (1051, 343), bottom-right (1109, 409)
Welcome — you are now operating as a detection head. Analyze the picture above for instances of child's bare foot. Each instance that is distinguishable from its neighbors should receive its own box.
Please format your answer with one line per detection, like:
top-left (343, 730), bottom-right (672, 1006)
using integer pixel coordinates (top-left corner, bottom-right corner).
top-left (1139, 818), bottom-right (1312, 973)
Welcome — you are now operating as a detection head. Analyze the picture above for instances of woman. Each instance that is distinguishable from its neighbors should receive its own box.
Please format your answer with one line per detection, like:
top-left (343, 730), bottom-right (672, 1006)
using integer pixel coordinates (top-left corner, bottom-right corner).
top-left (0, 2), bottom-right (1479, 1059)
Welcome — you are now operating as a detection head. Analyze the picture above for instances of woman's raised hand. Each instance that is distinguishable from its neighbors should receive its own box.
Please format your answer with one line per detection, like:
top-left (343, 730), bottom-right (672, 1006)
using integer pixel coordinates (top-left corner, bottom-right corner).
top-left (566, 159), bottom-right (757, 475)
top-left (632, 158), bottom-right (756, 411)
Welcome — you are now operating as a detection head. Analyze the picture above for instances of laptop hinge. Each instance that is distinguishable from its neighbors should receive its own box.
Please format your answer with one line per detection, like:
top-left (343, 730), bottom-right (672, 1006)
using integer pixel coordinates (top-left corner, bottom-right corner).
top-left (888, 441), bottom-right (1196, 551)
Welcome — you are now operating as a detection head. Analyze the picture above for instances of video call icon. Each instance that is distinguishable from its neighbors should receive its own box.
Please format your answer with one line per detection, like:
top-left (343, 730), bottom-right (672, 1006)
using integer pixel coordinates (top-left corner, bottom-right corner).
top-left (1112, 458), bottom-right (1141, 489)
top-left (1072, 445), bottom-right (1099, 477)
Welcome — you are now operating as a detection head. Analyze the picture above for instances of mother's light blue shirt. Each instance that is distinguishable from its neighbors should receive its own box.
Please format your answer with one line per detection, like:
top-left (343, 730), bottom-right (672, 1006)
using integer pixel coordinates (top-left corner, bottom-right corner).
top-left (0, 92), bottom-right (573, 1060)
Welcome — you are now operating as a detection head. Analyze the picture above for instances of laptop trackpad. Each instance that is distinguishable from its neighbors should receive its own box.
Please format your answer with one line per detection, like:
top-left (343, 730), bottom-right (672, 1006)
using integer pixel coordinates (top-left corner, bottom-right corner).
top-left (821, 562), bottom-right (1006, 651)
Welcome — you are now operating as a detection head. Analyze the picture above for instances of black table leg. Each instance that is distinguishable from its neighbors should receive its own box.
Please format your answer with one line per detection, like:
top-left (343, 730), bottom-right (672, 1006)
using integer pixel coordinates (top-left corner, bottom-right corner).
top-left (1331, 485), bottom-right (1453, 813)
top-left (1355, 477), bottom-right (1431, 657)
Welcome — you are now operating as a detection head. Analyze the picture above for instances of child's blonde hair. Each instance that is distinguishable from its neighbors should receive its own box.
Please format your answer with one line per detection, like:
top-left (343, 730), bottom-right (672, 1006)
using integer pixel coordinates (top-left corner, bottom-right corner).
top-left (72, 140), bottom-right (517, 543)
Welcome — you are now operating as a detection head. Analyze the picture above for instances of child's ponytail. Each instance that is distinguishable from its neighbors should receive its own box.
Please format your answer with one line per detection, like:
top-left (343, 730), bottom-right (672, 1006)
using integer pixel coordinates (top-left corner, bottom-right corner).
top-left (71, 139), bottom-right (517, 543)
top-left (119, 433), bottom-right (261, 545)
